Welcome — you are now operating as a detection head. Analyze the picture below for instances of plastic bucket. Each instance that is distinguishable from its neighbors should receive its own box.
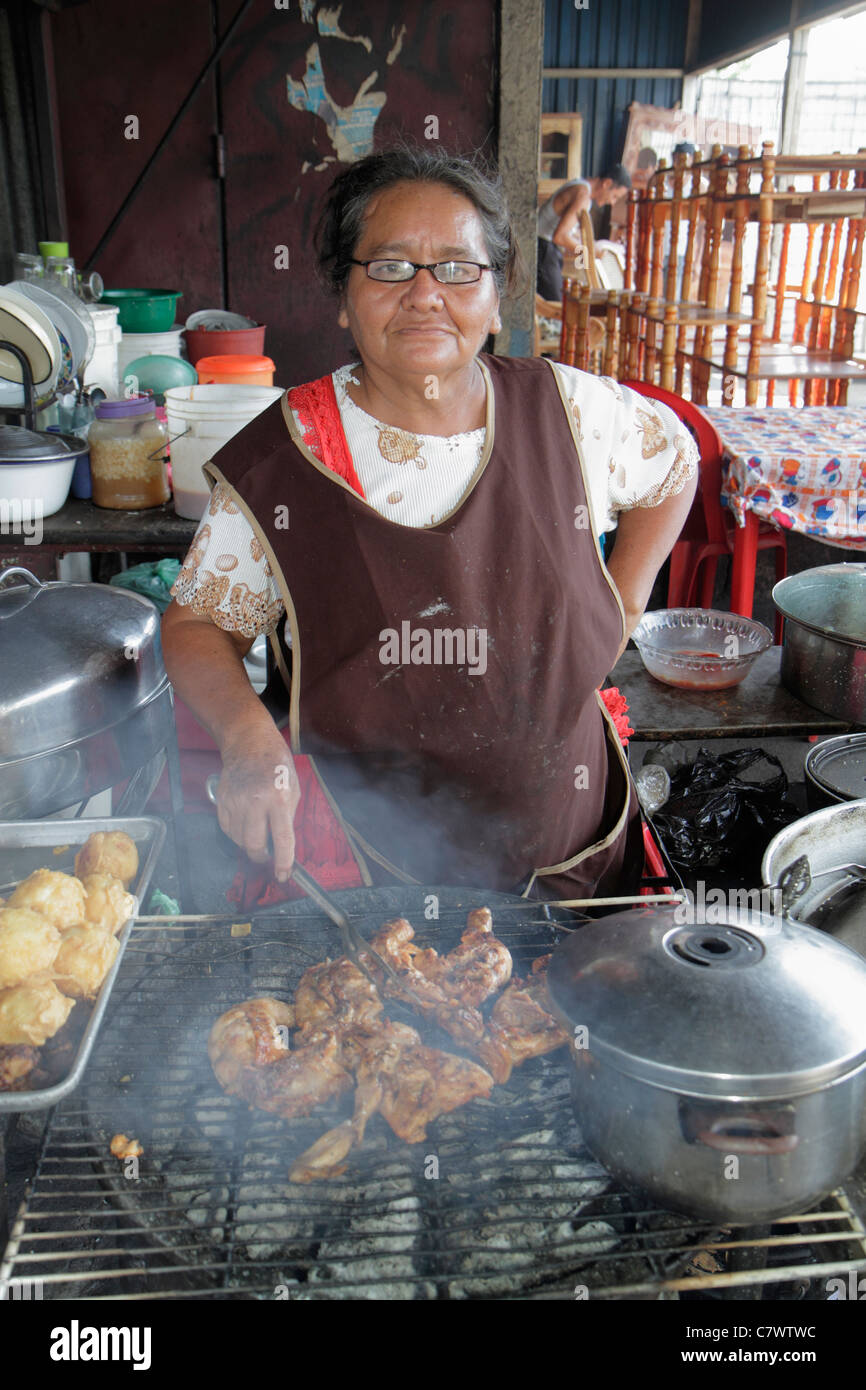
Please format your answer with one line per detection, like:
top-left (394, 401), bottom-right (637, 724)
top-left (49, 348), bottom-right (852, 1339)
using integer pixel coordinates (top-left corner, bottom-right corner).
top-left (184, 324), bottom-right (266, 364)
top-left (195, 354), bottom-right (275, 386)
top-left (118, 327), bottom-right (185, 377)
top-left (164, 384), bottom-right (284, 519)
top-left (84, 304), bottom-right (121, 398)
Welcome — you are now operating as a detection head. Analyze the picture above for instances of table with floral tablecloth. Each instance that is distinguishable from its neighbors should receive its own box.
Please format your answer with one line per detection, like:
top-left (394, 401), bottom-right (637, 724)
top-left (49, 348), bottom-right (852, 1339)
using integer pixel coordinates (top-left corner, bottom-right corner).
top-left (701, 405), bottom-right (866, 550)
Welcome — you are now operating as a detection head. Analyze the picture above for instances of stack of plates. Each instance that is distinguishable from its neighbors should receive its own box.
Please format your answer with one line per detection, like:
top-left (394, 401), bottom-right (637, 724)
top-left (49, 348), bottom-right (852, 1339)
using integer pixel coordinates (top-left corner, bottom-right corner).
top-left (0, 287), bottom-right (63, 410)
top-left (1, 281), bottom-right (97, 409)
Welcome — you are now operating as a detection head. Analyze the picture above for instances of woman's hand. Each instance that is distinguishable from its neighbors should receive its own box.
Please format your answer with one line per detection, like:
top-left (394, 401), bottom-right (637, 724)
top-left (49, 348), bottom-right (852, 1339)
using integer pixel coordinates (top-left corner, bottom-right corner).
top-left (160, 602), bottom-right (301, 880)
top-left (216, 729), bottom-right (301, 881)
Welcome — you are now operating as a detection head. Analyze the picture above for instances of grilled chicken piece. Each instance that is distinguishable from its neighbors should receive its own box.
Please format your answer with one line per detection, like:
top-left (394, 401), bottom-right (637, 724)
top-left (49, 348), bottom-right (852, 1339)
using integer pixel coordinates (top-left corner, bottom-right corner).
top-left (209, 998), bottom-right (352, 1120)
top-left (475, 955), bottom-right (568, 1084)
top-left (367, 1026), bottom-right (494, 1144)
top-left (294, 956), bottom-right (383, 1033)
top-left (0, 1043), bottom-right (40, 1091)
top-left (288, 1019), bottom-right (494, 1180)
top-left (370, 910), bottom-right (512, 1048)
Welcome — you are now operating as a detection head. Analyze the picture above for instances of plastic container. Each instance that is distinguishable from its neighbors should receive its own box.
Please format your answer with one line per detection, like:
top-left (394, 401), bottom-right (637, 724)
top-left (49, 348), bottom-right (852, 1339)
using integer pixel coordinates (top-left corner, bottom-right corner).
top-left (122, 354), bottom-right (197, 404)
top-left (164, 384), bottom-right (283, 518)
top-left (88, 395), bottom-right (170, 510)
top-left (184, 323), bottom-right (265, 365)
top-left (84, 303), bottom-right (121, 397)
top-left (45, 425), bottom-right (91, 500)
top-left (631, 609), bottom-right (773, 691)
top-left (100, 289), bottom-right (182, 333)
top-left (195, 353), bottom-right (275, 386)
top-left (118, 326), bottom-right (185, 380)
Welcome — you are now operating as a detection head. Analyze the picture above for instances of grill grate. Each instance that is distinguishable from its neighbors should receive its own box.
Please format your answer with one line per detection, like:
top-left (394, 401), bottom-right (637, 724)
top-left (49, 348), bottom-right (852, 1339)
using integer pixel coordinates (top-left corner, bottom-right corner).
top-left (2, 888), bottom-right (866, 1301)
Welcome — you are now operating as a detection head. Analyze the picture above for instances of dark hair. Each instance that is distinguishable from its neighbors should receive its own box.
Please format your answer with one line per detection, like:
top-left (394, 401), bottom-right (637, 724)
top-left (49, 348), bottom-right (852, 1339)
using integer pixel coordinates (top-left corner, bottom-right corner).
top-left (636, 147), bottom-right (658, 170)
top-left (672, 141), bottom-right (696, 158)
top-left (601, 162), bottom-right (632, 189)
top-left (315, 145), bottom-right (524, 298)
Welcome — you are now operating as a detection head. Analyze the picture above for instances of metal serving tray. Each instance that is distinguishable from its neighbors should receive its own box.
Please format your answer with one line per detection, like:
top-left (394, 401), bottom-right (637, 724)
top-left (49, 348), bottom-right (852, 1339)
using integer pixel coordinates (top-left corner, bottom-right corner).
top-left (0, 816), bottom-right (165, 1112)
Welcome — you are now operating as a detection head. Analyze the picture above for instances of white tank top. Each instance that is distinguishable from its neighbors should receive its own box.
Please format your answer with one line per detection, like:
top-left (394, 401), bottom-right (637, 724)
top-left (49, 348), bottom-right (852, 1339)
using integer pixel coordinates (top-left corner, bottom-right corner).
top-left (537, 179), bottom-right (592, 241)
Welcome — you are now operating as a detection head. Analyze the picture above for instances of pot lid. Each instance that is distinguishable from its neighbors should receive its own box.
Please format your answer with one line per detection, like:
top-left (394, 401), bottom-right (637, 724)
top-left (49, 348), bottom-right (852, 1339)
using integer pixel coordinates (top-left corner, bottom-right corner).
top-left (805, 734), bottom-right (866, 802)
top-left (547, 905), bottom-right (866, 1099)
top-left (0, 424), bottom-right (87, 463)
top-left (0, 568), bottom-right (166, 760)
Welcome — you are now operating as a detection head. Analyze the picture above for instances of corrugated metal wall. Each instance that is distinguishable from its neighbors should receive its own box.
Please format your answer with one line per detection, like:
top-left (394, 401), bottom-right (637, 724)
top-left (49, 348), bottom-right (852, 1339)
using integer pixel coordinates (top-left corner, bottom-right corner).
top-left (543, 0), bottom-right (688, 174)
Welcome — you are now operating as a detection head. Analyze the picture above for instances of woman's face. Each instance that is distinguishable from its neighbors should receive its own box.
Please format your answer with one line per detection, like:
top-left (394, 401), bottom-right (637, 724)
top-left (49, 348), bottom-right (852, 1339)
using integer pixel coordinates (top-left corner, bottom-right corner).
top-left (338, 181), bottom-right (503, 381)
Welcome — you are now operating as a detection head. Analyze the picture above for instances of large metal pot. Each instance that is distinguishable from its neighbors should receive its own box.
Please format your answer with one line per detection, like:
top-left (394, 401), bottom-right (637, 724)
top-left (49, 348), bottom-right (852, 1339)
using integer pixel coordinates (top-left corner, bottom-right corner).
top-left (773, 564), bottom-right (866, 722)
top-left (0, 566), bottom-right (173, 817)
top-left (547, 904), bottom-right (866, 1223)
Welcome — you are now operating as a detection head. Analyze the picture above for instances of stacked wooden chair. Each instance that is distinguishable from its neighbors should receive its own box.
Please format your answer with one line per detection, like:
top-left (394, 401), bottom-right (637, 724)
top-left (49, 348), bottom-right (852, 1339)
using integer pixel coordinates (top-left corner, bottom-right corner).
top-left (614, 143), bottom-right (866, 405)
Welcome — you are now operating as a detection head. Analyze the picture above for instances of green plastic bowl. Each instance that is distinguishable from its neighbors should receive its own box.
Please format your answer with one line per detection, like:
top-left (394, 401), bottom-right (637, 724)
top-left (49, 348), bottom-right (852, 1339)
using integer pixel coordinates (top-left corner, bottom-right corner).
top-left (101, 288), bottom-right (183, 333)
top-left (122, 354), bottom-right (198, 404)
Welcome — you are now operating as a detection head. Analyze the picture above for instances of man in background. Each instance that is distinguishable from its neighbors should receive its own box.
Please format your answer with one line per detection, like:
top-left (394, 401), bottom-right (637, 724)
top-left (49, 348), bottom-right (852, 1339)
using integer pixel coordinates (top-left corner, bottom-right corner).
top-left (537, 163), bottom-right (631, 302)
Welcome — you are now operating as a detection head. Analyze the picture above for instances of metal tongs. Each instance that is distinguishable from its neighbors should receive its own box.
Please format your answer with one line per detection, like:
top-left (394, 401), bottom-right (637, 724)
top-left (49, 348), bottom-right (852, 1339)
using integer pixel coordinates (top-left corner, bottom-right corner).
top-left (289, 860), bottom-right (404, 993)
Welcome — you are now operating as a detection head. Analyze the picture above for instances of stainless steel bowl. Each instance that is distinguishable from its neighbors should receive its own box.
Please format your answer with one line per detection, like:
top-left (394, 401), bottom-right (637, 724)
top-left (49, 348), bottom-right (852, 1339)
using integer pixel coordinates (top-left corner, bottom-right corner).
top-left (631, 609), bottom-right (772, 691)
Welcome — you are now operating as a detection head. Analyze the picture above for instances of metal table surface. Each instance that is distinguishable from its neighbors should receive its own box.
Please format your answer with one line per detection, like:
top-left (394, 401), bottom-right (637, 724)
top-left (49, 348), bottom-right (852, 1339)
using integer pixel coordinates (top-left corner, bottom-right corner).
top-left (610, 646), bottom-right (855, 742)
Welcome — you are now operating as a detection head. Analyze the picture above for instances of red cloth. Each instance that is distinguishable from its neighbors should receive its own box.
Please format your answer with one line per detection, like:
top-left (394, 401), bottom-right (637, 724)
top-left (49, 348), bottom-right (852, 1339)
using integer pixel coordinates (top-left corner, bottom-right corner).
top-left (288, 374), bottom-right (366, 497)
top-left (599, 685), bottom-right (634, 746)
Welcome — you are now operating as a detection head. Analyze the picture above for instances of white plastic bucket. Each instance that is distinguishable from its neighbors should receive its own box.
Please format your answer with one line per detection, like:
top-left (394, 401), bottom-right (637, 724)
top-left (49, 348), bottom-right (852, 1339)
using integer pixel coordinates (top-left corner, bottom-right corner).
top-left (84, 303), bottom-right (121, 398)
top-left (164, 384), bottom-right (284, 519)
top-left (118, 326), bottom-right (185, 378)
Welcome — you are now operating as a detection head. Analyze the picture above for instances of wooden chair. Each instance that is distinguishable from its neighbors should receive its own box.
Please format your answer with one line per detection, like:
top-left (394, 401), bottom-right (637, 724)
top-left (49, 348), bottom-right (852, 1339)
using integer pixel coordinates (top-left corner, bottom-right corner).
top-left (559, 280), bottom-right (612, 372)
top-left (621, 148), bottom-right (761, 397)
top-left (688, 146), bottom-right (866, 406)
top-left (621, 379), bottom-right (787, 640)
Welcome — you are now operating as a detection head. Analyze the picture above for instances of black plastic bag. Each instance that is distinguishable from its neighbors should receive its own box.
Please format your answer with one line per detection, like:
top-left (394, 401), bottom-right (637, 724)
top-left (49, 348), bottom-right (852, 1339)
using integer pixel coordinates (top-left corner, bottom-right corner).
top-left (653, 746), bottom-right (800, 875)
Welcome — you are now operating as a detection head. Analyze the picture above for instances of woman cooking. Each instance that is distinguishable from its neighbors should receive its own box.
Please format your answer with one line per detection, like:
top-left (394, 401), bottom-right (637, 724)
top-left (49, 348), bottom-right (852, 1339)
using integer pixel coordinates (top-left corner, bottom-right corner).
top-left (161, 147), bottom-right (697, 901)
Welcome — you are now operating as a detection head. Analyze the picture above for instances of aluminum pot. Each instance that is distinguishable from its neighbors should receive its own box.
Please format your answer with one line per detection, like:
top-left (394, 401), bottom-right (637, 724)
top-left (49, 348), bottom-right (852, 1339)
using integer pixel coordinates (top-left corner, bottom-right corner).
top-left (773, 564), bottom-right (866, 722)
top-left (762, 799), bottom-right (866, 960)
top-left (804, 734), bottom-right (866, 810)
top-left (547, 904), bottom-right (866, 1223)
top-left (0, 566), bottom-right (172, 817)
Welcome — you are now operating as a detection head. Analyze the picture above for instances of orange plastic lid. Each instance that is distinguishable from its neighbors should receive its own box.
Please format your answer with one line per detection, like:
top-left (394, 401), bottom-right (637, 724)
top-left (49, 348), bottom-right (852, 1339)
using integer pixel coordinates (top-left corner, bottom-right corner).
top-left (194, 354), bottom-right (275, 373)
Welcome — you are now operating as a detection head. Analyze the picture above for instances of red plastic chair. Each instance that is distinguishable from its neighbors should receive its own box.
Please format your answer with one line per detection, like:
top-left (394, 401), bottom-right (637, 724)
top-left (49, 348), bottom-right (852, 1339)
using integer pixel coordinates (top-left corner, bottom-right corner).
top-left (620, 381), bottom-right (786, 643)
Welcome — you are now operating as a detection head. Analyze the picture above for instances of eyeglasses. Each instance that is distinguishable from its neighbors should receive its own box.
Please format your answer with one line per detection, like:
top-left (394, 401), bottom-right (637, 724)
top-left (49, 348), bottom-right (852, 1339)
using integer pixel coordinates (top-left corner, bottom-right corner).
top-left (350, 258), bottom-right (492, 284)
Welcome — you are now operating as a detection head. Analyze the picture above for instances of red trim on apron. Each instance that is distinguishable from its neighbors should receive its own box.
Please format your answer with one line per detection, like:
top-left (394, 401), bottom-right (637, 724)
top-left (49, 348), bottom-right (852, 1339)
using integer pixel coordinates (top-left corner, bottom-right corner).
top-left (288, 374), bottom-right (366, 499)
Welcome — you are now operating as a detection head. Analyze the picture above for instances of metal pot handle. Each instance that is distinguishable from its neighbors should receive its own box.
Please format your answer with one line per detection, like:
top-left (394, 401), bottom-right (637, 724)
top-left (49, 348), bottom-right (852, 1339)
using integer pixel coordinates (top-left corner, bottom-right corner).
top-left (679, 1099), bottom-right (799, 1156)
top-left (0, 567), bottom-right (43, 591)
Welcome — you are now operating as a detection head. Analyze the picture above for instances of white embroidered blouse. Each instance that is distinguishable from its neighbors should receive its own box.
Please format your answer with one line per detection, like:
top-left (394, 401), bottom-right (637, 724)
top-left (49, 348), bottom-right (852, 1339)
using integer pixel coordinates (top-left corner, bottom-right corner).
top-left (171, 362), bottom-right (698, 639)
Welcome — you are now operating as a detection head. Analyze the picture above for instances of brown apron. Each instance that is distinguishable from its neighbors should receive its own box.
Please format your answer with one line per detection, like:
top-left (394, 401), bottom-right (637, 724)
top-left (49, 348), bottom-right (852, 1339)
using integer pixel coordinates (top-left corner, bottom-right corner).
top-left (204, 353), bottom-right (642, 898)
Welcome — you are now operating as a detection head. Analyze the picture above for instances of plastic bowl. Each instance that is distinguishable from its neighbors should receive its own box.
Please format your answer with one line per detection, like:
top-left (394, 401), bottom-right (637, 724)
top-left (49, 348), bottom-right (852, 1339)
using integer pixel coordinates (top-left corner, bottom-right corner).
top-left (122, 354), bottom-right (198, 404)
top-left (631, 609), bottom-right (773, 690)
top-left (101, 289), bottom-right (183, 333)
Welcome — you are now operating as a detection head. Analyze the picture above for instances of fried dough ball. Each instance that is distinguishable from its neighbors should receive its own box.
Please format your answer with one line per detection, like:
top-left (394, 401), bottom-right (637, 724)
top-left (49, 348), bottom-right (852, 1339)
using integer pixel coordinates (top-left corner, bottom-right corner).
top-left (74, 832), bottom-right (138, 888)
top-left (0, 908), bottom-right (62, 989)
top-left (8, 869), bottom-right (86, 931)
top-left (52, 926), bottom-right (119, 1001)
top-left (80, 874), bottom-right (136, 936)
top-left (0, 981), bottom-right (75, 1046)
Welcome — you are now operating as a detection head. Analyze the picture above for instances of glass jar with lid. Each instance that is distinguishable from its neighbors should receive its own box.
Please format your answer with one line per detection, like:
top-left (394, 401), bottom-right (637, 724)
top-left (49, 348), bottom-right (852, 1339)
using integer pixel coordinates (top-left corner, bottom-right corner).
top-left (88, 394), bottom-right (170, 509)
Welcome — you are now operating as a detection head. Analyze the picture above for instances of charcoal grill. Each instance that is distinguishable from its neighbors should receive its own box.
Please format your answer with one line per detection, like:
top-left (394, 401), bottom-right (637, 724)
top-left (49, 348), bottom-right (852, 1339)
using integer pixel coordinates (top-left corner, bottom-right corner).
top-left (2, 886), bottom-right (866, 1301)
